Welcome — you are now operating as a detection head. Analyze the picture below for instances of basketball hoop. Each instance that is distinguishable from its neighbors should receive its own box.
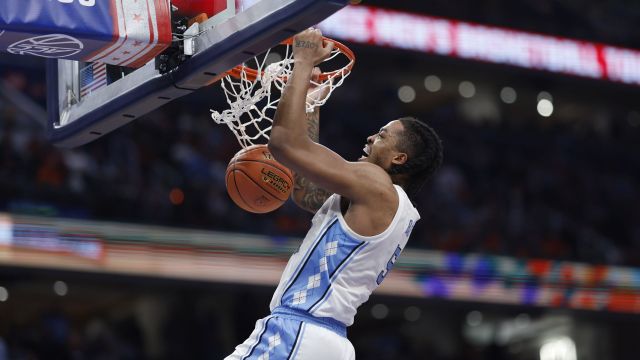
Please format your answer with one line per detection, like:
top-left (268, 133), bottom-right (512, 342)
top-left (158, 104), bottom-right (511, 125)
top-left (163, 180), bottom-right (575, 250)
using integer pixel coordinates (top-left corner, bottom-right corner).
top-left (211, 36), bottom-right (355, 149)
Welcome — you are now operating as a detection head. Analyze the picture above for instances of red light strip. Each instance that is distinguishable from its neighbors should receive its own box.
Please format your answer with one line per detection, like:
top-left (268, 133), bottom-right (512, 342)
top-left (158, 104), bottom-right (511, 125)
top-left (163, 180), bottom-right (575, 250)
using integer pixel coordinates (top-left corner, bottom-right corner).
top-left (319, 5), bottom-right (640, 85)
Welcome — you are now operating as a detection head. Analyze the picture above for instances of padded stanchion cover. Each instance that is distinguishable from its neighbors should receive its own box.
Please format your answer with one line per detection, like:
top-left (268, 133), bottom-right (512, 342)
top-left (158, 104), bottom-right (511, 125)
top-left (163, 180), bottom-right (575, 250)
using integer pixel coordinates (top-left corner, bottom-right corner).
top-left (0, 0), bottom-right (171, 68)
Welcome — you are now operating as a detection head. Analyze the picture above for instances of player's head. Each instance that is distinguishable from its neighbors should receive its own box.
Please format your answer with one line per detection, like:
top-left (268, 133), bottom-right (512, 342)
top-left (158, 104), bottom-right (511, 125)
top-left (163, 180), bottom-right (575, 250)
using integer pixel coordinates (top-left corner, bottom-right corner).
top-left (360, 117), bottom-right (443, 198)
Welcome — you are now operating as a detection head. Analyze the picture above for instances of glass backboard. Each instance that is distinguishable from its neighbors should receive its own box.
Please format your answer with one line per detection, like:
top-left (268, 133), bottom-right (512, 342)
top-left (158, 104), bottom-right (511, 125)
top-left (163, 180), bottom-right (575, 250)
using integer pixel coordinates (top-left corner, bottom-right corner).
top-left (46, 0), bottom-right (350, 147)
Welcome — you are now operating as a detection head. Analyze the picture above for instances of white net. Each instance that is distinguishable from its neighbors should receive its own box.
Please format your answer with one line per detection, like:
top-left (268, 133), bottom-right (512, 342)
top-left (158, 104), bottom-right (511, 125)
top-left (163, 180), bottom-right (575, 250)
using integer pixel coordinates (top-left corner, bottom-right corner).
top-left (211, 41), bottom-right (353, 149)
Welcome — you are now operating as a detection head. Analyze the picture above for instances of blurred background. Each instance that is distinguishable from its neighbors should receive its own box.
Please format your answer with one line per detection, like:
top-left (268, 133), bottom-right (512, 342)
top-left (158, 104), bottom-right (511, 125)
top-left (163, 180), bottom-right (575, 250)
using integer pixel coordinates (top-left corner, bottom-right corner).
top-left (1, 0), bottom-right (640, 359)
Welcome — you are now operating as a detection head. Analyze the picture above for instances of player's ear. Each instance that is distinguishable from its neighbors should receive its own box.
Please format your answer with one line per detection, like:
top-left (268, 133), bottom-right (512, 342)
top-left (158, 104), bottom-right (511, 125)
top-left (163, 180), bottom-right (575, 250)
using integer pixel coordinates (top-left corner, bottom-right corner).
top-left (391, 152), bottom-right (408, 166)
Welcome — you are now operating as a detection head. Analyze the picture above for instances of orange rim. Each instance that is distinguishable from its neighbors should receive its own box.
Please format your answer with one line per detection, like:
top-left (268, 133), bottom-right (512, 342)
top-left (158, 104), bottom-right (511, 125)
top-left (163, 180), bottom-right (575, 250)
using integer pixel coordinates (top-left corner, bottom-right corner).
top-left (225, 37), bottom-right (355, 82)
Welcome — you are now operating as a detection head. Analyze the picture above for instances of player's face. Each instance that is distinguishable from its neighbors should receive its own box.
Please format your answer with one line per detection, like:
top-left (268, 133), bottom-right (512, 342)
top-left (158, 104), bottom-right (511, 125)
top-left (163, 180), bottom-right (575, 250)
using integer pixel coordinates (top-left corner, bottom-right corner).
top-left (359, 120), bottom-right (405, 170)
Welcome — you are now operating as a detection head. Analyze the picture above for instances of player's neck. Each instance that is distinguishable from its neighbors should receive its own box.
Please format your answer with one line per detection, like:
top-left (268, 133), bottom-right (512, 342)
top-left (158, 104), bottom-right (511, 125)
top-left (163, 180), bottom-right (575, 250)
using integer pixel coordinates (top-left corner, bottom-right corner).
top-left (390, 173), bottom-right (409, 190)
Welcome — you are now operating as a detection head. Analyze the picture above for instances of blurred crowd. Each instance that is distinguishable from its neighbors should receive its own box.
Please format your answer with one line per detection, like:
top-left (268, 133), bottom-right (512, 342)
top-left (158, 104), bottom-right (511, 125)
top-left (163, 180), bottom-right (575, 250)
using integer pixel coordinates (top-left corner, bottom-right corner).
top-left (422, 107), bottom-right (640, 265)
top-left (1, 65), bottom-right (640, 266)
top-left (2, 2), bottom-right (640, 359)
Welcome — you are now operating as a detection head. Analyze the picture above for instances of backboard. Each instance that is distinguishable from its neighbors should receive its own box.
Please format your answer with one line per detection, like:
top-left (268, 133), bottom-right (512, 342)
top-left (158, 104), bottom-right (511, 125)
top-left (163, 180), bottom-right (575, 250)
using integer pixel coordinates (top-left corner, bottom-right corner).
top-left (46, 0), bottom-right (350, 148)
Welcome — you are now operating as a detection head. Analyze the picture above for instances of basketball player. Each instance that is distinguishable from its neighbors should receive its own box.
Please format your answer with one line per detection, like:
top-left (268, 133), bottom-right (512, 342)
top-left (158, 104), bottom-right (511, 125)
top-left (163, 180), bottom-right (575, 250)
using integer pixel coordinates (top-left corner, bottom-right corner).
top-left (225, 29), bottom-right (443, 359)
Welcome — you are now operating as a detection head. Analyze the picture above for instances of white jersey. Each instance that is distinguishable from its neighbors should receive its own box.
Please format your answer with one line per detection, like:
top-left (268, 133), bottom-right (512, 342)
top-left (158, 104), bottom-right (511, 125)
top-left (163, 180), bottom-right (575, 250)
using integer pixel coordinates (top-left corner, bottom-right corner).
top-left (269, 185), bottom-right (420, 326)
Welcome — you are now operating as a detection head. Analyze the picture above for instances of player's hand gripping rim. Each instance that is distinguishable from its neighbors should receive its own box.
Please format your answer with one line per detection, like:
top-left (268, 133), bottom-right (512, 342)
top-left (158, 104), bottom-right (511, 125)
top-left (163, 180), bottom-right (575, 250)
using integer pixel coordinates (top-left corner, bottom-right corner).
top-left (293, 28), bottom-right (335, 66)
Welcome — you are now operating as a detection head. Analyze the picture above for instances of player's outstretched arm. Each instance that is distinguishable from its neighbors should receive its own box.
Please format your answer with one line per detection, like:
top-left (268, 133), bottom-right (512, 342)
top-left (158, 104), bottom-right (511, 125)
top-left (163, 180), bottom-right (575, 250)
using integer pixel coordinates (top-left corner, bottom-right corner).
top-left (269, 29), bottom-right (396, 215)
top-left (291, 68), bottom-right (333, 213)
top-left (292, 107), bottom-right (333, 213)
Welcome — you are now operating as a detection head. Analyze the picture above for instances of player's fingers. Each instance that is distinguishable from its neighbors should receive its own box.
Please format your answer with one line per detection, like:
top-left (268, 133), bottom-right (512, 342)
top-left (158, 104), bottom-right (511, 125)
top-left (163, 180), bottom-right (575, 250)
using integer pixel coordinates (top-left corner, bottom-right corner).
top-left (323, 41), bottom-right (335, 57)
top-left (297, 28), bottom-right (314, 41)
top-left (311, 67), bottom-right (321, 82)
top-left (305, 27), bottom-right (318, 39)
top-left (313, 29), bottom-right (324, 43)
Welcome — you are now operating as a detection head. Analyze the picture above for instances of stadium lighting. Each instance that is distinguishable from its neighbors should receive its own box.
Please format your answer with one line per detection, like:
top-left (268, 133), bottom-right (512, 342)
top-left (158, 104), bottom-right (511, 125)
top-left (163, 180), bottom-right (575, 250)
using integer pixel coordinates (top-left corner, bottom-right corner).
top-left (500, 87), bottom-right (517, 104)
top-left (0, 286), bottom-right (8, 302)
top-left (404, 306), bottom-right (421, 322)
top-left (371, 304), bottom-right (389, 319)
top-left (537, 99), bottom-right (554, 117)
top-left (515, 313), bottom-right (531, 328)
top-left (540, 337), bottom-right (577, 360)
top-left (398, 85), bottom-right (416, 103)
top-left (466, 310), bottom-right (483, 326)
top-left (53, 281), bottom-right (68, 296)
top-left (537, 91), bottom-right (553, 102)
top-left (265, 52), bottom-right (283, 65)
top-left (627, 111), bottom-right (640, 127)
top-left (424, 75), bottom-right (442, 92)
top-left (169, 188), bottom-right (185, 205)
top-left (458, 81), bottom-right (476, 98)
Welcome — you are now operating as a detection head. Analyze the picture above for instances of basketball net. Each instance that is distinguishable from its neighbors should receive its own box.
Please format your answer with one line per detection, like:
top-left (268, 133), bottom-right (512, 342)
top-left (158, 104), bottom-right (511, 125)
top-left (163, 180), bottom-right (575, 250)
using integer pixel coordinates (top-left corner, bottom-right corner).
top-left (211, 37), bottom-right (355, 149)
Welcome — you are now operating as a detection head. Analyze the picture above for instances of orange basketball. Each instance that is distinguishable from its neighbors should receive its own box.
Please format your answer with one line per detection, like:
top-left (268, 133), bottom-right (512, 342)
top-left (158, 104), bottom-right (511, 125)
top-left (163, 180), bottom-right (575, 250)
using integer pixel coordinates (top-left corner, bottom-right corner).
top-left (225, 144), bottom-right (294, 213)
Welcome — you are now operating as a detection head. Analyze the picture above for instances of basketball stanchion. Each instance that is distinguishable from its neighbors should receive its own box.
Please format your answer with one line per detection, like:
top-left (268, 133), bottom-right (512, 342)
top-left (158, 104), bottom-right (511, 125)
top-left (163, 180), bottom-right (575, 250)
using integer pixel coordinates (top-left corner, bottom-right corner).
top-left (211, 36), bottom-right (355, 213)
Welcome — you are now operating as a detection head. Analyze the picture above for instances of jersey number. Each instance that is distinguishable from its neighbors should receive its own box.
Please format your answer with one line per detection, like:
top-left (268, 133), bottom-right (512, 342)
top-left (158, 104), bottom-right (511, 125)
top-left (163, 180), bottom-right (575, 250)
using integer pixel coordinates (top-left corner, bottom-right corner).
top-left (376, 245), bottom-right (402, 285)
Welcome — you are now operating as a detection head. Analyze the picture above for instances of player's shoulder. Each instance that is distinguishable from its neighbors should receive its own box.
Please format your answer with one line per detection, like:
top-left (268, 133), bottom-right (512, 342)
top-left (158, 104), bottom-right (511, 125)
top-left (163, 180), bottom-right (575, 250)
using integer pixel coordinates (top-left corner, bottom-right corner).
top-left (350, 161), bottom-right (392, 179)
top-left (348, 161), bottom-right (396, 199)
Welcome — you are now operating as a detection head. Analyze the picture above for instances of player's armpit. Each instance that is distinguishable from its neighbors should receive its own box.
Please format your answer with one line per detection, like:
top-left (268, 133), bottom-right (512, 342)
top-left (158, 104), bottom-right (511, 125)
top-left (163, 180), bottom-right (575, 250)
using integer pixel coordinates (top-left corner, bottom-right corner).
top-left (269, 137), bottom-right (392, 205)
top-left (292, 175), bottom-right (333, 213)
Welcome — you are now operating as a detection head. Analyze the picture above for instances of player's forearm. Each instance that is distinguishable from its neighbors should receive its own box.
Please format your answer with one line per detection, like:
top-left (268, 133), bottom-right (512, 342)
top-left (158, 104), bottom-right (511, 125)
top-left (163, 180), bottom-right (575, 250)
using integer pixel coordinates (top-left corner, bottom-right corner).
top-left (269, 61), bottom-right (314, 153)
top-left (291, 108), bottom-right (332, 212)
top-left (305, 108), bottom-right (320, 142)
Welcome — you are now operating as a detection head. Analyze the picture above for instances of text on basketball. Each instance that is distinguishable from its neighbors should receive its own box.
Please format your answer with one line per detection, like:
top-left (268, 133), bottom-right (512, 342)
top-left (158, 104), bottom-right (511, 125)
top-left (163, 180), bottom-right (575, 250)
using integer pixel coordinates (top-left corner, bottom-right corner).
top-left (261, 168), bottom-right (291, 193)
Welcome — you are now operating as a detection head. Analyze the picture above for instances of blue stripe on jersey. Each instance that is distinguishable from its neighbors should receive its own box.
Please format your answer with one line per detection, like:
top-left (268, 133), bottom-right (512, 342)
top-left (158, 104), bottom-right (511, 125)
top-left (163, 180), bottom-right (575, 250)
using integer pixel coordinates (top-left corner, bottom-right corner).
top-left (308, 240), bottom-right (368, 312)
top-left (280, 217), bottom-right (339, 304)
top-left (280, 221), bottom-right (365, 312)
top-left (244, 317), bottom-right (304, 360)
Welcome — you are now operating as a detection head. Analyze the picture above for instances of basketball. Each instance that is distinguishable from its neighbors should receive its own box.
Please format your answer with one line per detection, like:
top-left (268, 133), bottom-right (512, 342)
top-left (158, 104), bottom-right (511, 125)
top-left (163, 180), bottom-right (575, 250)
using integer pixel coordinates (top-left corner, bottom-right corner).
top-left (225, 144), bottom-right (294, 213)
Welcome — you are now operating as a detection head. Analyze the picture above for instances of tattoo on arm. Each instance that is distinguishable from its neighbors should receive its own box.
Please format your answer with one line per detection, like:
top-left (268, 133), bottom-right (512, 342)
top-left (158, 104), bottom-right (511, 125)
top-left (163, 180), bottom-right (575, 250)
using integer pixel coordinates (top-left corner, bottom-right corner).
top-left (294, 175), bottom-right (333, 213)
top-left (292, 108), bottom-right (332, 212)
top-left (295, 40), bottom-right (318, 49)
top-left (306, 109), bottom-right (320, 142)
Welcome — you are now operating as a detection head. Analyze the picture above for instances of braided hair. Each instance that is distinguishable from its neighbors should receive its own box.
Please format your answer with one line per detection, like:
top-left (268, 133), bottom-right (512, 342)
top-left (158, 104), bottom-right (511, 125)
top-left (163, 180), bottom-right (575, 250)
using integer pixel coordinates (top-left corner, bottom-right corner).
top-left (388, 117), bottom-right (443, 199)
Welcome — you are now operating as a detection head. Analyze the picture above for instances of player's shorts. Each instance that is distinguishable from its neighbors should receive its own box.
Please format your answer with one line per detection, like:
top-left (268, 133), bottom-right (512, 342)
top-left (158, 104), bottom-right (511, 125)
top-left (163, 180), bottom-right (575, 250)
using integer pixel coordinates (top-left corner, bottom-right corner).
top-left (225, 306), bottom-right (356, 360)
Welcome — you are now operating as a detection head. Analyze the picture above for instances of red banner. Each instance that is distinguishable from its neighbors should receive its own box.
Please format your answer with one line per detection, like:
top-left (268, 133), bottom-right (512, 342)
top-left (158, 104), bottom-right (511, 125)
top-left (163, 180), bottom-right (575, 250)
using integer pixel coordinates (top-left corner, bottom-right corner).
top-left (319, 5), bottom-right (640, 86)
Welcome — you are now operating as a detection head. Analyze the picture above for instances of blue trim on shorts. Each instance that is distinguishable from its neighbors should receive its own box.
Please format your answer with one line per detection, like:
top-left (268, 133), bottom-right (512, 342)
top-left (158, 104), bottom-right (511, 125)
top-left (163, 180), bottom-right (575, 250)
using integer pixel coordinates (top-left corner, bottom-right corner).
top-left (272, 306), bottom-right (347, 338)
top-left (241, 316), bottom-right (273, 360)
top-left (286, 323), bottom-right (304, 360)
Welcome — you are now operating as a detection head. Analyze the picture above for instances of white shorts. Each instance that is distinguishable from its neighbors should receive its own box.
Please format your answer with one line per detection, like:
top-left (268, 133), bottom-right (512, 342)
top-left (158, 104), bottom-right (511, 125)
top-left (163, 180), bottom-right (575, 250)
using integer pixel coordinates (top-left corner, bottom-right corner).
top-left (225, 307), bottom-right (355, 360)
